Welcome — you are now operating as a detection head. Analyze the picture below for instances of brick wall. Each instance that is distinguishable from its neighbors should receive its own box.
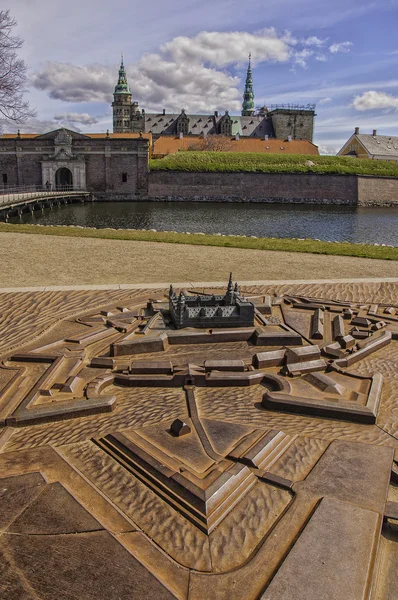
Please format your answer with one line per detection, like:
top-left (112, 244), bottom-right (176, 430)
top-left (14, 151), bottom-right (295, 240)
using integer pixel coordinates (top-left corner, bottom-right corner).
top-left (148, 171), bottom-right (359, 204)
top-left (270, 110), bottom-right (315, 142)
top-left (0, 155), bottom-right (18, 186)
top-left (357, 175), bottom-right (398, 206)
top-left (0, 134), bottom-right (149, 195)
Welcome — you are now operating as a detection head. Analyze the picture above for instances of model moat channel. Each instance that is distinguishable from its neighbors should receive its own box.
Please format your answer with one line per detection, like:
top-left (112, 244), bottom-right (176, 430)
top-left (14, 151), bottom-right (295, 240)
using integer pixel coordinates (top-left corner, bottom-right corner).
top-left (17, 201), bottom-right (398, 245)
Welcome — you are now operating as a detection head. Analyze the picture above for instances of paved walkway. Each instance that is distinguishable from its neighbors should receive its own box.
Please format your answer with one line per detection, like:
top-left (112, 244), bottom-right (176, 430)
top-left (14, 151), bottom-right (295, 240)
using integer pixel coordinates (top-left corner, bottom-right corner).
top-left (0, 232), bottom-right (396, 288)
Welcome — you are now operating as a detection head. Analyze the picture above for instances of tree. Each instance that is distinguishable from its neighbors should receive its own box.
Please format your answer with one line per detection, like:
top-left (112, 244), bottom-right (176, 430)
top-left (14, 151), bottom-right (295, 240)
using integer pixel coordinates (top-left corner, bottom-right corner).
top-left (0, 10), bottom-right (35, 122)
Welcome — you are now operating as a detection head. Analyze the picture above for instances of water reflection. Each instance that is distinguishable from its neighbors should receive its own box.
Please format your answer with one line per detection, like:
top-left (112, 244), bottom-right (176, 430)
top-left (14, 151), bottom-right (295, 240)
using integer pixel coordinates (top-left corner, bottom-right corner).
top-left (17, 201), bottom-right (398, 246)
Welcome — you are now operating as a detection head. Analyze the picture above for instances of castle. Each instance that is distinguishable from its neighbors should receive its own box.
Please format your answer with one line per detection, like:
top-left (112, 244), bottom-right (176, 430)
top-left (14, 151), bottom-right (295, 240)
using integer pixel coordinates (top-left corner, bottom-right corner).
top-left (168, 274), bottom-right (255, 329)
top-left (112, 56), bottom-right (316, 142)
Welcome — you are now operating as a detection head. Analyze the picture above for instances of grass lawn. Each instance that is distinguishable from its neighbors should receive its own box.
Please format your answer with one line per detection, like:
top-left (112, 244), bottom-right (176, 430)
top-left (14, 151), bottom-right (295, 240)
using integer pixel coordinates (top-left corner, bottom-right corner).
top-left (150, 152), bottom-right (398, 177)
top-left (0, 223), bottom-right (396, 260)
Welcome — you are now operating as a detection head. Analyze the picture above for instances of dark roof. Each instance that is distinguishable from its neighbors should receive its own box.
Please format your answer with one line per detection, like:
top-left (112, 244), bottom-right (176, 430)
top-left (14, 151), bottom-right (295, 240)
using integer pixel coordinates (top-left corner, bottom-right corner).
top-left (356, 134), bottom-right (398, 157)
top-left (145, 113), bottom-right (274, 137)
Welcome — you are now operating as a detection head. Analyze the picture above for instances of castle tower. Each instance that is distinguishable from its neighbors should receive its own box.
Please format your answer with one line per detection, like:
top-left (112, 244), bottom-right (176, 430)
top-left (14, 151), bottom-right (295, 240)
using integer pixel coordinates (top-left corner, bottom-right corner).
top-left (241, 54), bottom-right (255, 117)
top-left (177, 292), bottom-right (186, 326)
top-left (112, 55), bottom-right (132, 133)
top-left (225, 272), bottom-right (234, 305)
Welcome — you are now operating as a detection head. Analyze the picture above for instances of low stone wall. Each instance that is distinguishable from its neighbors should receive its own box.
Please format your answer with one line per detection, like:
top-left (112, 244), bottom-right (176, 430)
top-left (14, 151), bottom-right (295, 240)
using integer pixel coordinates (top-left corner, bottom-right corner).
top-left (148, 171), bottom-right (398, 206)
top-left (357, 175), bottom-right (398, 206)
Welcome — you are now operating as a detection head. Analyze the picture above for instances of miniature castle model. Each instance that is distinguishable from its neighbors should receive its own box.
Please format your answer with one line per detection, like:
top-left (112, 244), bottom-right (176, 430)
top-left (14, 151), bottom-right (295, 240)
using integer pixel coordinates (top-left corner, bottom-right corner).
top-left (168, 274), bottom-right (255, 329)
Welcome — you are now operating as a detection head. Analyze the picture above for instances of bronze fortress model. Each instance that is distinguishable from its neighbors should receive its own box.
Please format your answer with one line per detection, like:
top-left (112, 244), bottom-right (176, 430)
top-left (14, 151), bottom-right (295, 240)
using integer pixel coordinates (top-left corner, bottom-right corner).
top-left (0, 278), bottom-right (398, 599)
top-left (169, 273), bottom-right (255, 329)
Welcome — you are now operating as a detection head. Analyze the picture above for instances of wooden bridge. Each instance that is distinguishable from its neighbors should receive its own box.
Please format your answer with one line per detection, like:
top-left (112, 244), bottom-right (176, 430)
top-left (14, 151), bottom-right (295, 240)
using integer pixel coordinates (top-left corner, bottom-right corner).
top-left (0, 187), bottom-right (92, 222)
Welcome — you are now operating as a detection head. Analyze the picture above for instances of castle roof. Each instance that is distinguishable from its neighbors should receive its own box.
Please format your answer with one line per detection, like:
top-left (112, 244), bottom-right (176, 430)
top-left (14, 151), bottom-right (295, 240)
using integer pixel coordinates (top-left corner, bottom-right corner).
top-left (2, 131), bottom-right (152, 141)
top-left (153, 135), bottom-right (319, 157)
top-left (145, 113), bottom-right (274, 137)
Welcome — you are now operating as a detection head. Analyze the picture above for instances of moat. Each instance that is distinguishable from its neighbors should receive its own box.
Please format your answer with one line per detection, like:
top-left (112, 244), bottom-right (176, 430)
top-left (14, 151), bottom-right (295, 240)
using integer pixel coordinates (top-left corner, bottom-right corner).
top-left (17, 201), bottom-right (398, 246)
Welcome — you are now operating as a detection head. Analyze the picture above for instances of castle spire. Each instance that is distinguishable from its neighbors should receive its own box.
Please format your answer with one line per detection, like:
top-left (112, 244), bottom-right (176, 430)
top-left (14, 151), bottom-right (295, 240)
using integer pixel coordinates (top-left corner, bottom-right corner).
top-left (241, 53), bottom-right (255, 116)
top-left (114, 55), bottom-right (131, 96)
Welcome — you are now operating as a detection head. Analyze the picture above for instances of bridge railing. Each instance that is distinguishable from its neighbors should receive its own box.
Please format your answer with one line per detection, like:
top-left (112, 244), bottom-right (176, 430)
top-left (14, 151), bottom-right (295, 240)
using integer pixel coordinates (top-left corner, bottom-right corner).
top-left (0, 185), bottom-right (87, 205)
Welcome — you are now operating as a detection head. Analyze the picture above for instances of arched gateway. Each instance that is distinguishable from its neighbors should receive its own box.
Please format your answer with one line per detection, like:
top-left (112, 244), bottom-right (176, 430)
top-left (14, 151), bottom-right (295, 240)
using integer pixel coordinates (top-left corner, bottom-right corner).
top-left (55, 167), bottom-right (73, 189)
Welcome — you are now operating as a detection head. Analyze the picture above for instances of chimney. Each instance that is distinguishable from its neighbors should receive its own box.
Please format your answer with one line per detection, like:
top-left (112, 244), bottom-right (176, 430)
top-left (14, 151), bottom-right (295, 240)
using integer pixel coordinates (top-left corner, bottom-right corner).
top-left (372, 129), bottom-right (377, 136)
top-left (163, 108), bottom-right (166, 115)
top-left (214, 110), bottom-right (218, 117)
top-left (355, 127), bottom-right (359, 135)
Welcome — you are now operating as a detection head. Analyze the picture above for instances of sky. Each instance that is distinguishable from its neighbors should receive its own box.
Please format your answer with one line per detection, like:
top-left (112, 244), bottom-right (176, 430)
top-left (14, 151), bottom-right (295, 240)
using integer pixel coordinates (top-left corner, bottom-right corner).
top-left (3, 0), bottom-right (398, 153)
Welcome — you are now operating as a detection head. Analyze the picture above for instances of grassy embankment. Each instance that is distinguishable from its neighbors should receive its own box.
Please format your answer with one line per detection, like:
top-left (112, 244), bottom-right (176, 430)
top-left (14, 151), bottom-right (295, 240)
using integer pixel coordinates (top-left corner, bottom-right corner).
top-left (0, 223), bottom-right (397, 261)
top-left (150, 152), bottom-right (398, 176)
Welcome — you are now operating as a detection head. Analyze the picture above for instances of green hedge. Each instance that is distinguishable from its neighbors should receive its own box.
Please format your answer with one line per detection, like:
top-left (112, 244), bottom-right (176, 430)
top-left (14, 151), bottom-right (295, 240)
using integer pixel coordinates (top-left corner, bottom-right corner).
top-left (150, 152), bottom-right (398, 177)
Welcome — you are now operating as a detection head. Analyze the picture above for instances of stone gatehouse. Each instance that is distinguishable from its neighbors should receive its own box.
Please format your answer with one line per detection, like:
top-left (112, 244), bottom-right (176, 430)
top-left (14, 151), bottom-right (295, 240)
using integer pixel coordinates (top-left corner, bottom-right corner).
top-left (0, 128), bottom-right (149, 196)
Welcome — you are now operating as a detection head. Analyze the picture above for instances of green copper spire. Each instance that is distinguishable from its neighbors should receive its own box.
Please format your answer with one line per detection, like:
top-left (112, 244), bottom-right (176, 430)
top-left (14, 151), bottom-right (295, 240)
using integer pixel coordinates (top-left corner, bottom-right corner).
top-left (114, 54), bottom-right (131, 95)
top-left (241, 53), bottom-right (255, 116)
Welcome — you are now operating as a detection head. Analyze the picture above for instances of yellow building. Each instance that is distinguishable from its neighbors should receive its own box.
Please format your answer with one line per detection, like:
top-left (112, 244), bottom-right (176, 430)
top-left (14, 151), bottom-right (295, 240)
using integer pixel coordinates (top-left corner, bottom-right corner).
top-left (337, 128), bottom-right (398, 163)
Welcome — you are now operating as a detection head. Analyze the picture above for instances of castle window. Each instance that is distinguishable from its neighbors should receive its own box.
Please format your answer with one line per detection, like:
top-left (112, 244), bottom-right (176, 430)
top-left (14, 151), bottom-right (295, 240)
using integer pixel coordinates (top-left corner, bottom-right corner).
top-left (2, 174), bottom-right (7, 185)
top-left (176, 118), bottom-right (189, 136)
top-left (220, 117), bottom-right (232, 136)
top-left (122, 173), bottom-right (128, 183)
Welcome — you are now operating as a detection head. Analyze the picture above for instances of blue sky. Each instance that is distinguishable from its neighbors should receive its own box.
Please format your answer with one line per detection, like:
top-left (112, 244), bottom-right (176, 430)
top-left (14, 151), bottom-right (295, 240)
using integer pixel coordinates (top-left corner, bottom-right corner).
top-left (5, 0), bottom-right (398, 153)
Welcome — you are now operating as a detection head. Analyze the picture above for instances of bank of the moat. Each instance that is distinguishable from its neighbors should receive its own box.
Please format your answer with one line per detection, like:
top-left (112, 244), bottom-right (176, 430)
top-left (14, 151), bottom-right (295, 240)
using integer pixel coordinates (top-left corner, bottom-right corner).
top-left (17, 201), bottom-right (398, 246)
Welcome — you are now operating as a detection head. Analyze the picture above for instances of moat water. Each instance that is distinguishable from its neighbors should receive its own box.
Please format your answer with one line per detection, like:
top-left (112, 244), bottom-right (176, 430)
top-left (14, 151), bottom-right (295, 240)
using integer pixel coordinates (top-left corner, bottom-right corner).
top-left (17, 201), bottom-right (398, 246)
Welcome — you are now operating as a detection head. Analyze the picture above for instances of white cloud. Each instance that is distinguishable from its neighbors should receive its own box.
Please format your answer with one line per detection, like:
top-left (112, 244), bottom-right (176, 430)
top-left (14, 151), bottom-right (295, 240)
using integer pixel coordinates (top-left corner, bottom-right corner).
top-left (329, 41), bottom-right (353, 54)
top-left (319, 97), bottom-right (332, 105)
top-left (161, 29), bottom-right (291, 66)
top-left (301, 36), bottom-right (326, 47)
top-left (30, 28), bottom-right (296, 112)
top-left (31, 63), bottom-right (115, 103)
top-left (292, 48), bottom-right (314, 68)
top-left (352, 90), bottom-right (398, 111)
top-left (0, 117), bottom-right (80, 134)
top-left (29, 27), bottom-right (349, 114)
top-left (316, 54), bottom-right (327, 62)
top-left (54, 112), bottom-right (99, 125)
top-left (317, 144), bottom-right (339, 155)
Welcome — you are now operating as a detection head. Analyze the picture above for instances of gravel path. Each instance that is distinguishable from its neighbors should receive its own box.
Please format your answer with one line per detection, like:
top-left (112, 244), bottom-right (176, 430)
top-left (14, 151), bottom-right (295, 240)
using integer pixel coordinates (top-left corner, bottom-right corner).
top-left (0, 232), bottom-right (397, 288)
